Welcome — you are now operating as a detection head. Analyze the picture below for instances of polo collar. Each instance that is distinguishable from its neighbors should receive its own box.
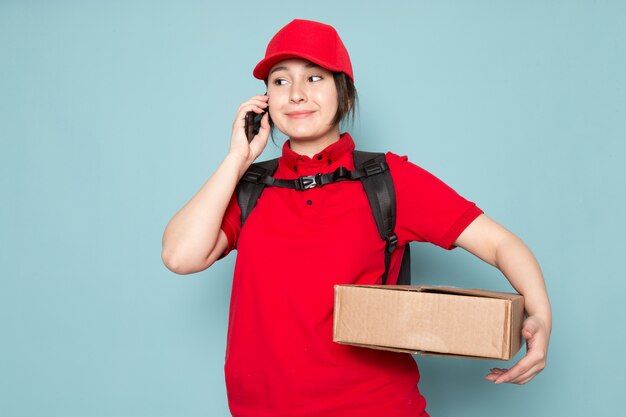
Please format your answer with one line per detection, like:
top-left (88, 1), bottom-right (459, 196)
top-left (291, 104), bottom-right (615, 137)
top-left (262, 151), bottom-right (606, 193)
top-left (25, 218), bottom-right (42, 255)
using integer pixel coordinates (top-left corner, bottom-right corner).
top-left (282, 132), bottom-right (356, 172)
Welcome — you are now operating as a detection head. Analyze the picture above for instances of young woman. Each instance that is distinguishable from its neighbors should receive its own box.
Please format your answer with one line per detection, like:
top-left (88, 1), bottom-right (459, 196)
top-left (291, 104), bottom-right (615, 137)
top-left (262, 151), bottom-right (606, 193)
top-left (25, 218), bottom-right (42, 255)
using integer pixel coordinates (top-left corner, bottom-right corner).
top-left (162, 19), bottom-right (551, 417)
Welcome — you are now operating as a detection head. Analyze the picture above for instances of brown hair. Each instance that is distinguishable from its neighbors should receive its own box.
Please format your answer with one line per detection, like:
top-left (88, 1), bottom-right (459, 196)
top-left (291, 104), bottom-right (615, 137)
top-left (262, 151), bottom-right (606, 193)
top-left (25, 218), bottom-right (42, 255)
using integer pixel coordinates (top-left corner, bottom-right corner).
top-left (331, 72), bottom-right (357, 126)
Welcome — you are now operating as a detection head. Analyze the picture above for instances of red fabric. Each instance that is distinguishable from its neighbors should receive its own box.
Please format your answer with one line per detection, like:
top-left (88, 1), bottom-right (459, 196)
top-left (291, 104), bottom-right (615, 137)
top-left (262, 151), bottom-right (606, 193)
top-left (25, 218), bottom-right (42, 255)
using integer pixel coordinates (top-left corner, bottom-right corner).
top-left (220, 133), bottom-right (483, 417)
top-left (253, 19), bottom-right (354, 82)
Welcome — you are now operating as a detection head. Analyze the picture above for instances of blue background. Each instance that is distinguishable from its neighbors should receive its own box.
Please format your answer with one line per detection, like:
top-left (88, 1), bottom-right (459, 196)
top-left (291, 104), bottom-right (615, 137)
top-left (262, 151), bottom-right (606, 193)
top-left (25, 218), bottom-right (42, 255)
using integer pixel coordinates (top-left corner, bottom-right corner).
top-left (1, 1), bottom-right (624, 416)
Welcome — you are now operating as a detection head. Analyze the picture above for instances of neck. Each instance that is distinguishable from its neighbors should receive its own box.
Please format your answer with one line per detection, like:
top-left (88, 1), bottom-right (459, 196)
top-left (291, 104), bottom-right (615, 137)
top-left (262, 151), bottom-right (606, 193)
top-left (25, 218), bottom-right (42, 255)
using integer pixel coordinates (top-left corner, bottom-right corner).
top-left (288, 128), bottom-right (341, 158)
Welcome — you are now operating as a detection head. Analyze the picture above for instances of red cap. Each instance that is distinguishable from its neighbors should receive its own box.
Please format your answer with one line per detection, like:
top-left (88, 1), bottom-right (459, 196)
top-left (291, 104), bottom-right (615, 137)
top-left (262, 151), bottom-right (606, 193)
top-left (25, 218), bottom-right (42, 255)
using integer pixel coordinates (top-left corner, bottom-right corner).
top-left (253, 19), bottom-right (354, 82)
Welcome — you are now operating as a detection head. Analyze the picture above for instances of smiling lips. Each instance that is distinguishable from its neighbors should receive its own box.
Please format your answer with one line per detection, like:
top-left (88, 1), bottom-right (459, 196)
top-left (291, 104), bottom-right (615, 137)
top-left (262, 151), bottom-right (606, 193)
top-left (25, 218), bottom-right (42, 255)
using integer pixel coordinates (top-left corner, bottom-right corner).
top-left (286, 111), bottom-right (315, 119)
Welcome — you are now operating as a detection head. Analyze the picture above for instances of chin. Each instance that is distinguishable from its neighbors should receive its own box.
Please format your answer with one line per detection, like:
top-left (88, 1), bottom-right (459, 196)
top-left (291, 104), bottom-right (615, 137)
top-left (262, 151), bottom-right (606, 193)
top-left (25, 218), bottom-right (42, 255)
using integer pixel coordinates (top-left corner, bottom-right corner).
top-left (288, 131), bottom-right (318, 140)
top-left (281, 125), bottom-right (335, 141)
top-left (275, 126), bottom-right (314, 140)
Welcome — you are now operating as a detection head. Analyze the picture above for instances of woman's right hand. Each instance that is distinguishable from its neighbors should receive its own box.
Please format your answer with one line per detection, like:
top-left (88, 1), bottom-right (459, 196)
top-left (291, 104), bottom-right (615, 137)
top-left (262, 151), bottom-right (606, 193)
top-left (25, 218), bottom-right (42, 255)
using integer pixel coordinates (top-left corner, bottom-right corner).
top-left (229, 94), bottom-right (270, 169)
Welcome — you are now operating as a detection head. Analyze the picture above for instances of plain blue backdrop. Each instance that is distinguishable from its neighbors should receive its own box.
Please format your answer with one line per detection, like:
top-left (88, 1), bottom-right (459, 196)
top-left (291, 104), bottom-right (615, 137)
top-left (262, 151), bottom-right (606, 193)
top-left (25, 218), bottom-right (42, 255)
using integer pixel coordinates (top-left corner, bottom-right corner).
top-left (1, 1), bottom-right (624, 416)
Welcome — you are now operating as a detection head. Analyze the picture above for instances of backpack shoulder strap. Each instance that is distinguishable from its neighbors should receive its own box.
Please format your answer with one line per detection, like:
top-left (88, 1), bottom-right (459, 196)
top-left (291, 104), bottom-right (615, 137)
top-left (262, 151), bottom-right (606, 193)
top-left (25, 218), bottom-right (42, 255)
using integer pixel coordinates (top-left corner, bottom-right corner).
top-left (236, 152), bottom-right (411, 285)
top-left (236, 158), bottom-right (279, 227)
top-left (353, 151), bottom-right (411, 285)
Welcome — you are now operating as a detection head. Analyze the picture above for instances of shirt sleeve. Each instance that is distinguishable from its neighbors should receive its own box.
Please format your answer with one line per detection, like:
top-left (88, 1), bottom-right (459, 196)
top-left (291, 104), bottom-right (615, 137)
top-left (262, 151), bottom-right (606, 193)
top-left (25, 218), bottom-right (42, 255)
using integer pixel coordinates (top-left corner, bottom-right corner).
top-left (219, 193), bottom-right (242, 258)
top-left (387, 152), bottom-right (483, 250)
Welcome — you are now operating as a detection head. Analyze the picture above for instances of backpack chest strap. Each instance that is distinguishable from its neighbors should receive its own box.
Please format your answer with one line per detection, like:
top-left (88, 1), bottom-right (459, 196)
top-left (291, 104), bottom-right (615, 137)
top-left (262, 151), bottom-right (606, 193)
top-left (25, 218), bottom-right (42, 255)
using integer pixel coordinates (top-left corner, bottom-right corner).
top-left (240, 160), bottom-right (389, 191)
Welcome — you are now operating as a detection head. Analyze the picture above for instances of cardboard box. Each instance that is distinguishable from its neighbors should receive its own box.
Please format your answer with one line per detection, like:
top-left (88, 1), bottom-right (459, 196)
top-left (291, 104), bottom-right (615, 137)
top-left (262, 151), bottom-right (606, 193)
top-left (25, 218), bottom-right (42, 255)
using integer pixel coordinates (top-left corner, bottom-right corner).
top-left (333, 285), bottom-right (524, 360)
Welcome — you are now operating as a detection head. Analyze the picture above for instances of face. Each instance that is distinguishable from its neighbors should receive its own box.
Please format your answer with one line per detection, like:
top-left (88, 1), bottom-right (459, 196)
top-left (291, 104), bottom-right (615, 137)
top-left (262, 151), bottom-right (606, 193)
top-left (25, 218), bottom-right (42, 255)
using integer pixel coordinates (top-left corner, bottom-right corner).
top-left (267, 58), bottom-right (340, 143)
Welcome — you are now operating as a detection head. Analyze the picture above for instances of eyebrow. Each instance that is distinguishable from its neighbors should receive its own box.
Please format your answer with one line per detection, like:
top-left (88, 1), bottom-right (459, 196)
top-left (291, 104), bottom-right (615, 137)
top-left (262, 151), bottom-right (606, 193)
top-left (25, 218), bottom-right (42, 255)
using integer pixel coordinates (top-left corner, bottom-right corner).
top-left (269, 62), bottom-right (320, 76)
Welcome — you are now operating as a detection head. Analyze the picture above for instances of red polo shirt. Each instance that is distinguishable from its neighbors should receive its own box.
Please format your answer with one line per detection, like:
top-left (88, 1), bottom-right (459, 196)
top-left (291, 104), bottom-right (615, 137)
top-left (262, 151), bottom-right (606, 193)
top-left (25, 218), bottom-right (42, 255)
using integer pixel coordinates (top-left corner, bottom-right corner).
top-left (220, 133), bottom-right (482, 417)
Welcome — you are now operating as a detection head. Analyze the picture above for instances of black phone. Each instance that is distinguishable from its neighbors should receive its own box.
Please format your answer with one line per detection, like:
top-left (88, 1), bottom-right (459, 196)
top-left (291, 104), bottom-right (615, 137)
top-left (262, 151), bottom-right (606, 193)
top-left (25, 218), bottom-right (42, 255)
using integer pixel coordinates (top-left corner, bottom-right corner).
top-left (244, 110), bottom-right (266, 142)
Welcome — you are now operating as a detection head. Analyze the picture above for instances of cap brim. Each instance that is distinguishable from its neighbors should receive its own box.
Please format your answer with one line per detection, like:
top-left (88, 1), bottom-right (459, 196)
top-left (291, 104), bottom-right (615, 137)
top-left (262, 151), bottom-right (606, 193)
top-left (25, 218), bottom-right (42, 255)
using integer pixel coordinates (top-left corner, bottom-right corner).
top-left (253, 51), bottom-right (344, 81)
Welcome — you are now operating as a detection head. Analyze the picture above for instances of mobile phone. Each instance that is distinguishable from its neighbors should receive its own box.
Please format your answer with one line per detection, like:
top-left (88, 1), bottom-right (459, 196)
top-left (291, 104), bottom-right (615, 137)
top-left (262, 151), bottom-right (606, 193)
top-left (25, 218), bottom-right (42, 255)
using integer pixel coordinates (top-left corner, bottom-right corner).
top-left (244, 110), bottom-right (266, 142)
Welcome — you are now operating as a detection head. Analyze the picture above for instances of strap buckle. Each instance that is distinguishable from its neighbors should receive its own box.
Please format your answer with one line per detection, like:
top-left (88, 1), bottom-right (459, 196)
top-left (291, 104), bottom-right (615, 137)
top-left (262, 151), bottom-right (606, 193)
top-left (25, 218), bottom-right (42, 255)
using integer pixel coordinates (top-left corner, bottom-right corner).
top-left (385, 234), bottom-right (398, 253)
top-left (362, 160), bottom-right (388, 177)
top-left (241, 165), bottom-right (268, 184)
top-left (297, 174), bottom-right (321, 190)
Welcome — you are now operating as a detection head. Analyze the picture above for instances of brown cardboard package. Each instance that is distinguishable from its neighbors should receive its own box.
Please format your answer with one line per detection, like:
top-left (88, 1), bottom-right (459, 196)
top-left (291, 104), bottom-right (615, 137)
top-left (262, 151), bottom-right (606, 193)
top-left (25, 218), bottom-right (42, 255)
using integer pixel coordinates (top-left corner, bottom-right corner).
top-left (333, 285), bottom-right (525, 360)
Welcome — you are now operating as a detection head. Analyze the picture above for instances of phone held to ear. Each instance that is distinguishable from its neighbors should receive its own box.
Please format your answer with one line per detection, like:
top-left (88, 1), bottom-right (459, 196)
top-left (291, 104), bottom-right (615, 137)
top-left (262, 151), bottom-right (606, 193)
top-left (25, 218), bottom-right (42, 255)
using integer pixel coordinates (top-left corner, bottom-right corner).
top-left (244, 110), bottom-right (266, 142)
top-left (244, 93), bottom-right (269, 142)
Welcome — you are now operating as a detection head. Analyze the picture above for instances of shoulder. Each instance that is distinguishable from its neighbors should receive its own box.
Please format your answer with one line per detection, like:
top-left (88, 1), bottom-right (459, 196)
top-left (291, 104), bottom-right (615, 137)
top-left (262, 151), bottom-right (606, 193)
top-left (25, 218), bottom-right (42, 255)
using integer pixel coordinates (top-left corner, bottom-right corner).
top-left (382, 151), bottom-right (460, 195)
top-left (354, 149), bottom-right (435, 184)
top-left (352, 150), bottom-right (426, 181)
top-left (383, 151), bottom-right (430, 181)
top-left (384, 151), bottom-right (409, 170)
top-left (353, 150), bottom-right (410, 168)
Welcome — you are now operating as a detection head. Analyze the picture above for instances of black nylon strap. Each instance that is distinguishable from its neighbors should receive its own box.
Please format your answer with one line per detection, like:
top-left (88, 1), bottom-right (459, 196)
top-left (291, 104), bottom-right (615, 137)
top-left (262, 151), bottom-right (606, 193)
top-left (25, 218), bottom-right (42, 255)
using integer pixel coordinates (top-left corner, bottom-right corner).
top-left (397, 245), bottom-right (411, 285)
top-left (240, 163), bottom-right (388, 191)
top-left (236, 158), bottom-right (279, 226)
top-left (353, 151), bottom-right (399, 285)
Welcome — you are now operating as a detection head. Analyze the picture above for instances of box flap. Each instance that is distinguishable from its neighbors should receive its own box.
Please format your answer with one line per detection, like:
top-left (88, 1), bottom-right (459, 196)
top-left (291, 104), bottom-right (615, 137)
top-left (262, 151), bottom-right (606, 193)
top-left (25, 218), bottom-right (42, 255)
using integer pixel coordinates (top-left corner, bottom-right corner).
top-left (345, 285), bottom-right (521, 301)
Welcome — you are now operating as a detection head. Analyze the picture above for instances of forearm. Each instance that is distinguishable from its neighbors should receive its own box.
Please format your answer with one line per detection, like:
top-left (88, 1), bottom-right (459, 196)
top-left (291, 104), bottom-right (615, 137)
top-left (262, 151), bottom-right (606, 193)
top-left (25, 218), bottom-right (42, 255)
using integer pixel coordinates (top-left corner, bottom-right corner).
top-left (161, 153), bottom-right (248, 273)
top-left (456, 216), bottom-right (550, 383)
top-left (456, 216), bottom-right (551, 327)
top-left (495, 234), bottom-right (552, 332)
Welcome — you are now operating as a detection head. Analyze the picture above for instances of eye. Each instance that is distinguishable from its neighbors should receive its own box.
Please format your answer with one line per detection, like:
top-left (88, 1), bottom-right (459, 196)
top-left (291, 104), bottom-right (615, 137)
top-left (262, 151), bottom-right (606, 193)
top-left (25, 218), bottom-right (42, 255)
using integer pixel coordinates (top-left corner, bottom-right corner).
top-left (309, 75), bottom-right (323, 82)
top-left (272, 78), bottom-right (288, 86)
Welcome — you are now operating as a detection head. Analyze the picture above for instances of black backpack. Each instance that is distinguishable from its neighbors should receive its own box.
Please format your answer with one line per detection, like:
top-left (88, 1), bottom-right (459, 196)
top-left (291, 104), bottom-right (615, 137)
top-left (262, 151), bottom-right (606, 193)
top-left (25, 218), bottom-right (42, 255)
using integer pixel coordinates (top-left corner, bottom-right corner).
top-left (236, 151), bottom-right (411, 285)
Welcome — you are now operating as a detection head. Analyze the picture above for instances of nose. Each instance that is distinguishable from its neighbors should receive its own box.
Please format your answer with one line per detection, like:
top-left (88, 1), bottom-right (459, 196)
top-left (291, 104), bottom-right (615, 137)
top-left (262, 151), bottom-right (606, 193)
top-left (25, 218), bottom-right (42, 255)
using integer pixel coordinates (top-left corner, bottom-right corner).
top-left (289, 80), bottom-right (307, 104)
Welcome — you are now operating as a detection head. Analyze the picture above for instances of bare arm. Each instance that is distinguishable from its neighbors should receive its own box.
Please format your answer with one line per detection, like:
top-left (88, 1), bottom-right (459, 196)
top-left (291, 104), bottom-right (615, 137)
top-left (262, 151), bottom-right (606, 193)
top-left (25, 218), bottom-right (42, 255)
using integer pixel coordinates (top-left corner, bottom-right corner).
top-left (454, 213), bottom-right (552, 384)
top-left (161, 95), bottom-right (270, 274)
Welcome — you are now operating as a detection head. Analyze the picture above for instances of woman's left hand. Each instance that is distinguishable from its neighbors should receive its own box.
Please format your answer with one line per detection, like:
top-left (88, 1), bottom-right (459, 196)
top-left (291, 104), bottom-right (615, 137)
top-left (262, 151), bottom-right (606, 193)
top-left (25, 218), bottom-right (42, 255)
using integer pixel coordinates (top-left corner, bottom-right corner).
top-left (484, 315), bottom-right (550, 385)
